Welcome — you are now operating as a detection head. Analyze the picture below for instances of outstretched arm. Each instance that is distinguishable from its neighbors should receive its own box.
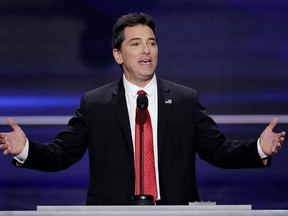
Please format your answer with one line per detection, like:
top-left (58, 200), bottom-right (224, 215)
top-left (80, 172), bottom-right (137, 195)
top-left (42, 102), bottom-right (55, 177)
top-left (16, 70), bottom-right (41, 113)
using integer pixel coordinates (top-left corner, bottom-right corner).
top-left (0, 117), bottom-right (26, 156)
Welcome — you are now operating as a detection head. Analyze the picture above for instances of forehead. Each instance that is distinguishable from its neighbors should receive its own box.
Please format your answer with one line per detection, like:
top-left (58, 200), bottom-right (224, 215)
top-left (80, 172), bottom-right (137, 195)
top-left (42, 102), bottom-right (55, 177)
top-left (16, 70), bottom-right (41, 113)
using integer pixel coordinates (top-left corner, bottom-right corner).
top-left (123, 24), bottom-right (156, 41)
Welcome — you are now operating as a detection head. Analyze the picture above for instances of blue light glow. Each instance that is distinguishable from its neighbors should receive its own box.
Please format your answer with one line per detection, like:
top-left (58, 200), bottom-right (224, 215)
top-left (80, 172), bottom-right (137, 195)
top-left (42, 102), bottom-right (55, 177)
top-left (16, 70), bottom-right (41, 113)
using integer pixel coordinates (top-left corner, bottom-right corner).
top-left (0, 96), bottom-right (79, 107)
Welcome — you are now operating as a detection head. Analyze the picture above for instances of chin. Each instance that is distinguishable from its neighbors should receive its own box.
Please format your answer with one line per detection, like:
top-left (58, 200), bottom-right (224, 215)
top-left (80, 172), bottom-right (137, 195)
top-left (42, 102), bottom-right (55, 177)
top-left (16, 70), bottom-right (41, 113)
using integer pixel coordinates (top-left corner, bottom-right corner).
top-left (142, 68), bottom-right (155, 75)
top-left (142, 72), bottom-right (155, 78)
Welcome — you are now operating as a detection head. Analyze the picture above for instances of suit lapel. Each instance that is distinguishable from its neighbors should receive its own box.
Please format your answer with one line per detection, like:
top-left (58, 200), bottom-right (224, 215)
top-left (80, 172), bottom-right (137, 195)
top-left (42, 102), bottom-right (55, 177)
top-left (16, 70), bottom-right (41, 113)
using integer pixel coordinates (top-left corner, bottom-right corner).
top-left (110, 79), bottom-right (134, 153)
top-left (157, 79), bottom-right (173, 155)
top-left (109, 78), bottom-right (173, 154)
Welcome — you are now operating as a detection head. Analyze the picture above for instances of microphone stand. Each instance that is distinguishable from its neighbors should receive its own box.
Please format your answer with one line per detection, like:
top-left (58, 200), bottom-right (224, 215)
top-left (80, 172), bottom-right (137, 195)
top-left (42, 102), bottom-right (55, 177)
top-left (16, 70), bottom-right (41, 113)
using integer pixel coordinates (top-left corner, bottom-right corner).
top-left (140, 109), bottom-right (145, 195)
top-left (131, 95), bottom-right (155, 205)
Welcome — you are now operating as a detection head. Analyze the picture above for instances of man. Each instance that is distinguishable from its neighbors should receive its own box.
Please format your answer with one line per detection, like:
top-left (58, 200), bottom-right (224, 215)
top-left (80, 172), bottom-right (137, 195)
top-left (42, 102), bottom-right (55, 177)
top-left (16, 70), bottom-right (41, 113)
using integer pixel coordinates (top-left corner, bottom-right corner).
top-left (0, 13), bottom-right (285, 205)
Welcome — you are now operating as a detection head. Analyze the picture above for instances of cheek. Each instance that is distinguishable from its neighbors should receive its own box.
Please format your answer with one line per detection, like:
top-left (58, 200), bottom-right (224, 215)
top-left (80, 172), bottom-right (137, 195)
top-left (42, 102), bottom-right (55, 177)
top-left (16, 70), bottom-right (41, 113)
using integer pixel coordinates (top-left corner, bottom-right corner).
top-left (123, 52), bottom-right (137, 63)
top-left (153, 52), bottom-right (158, 64)
top-left (123, 57), bottom-right (138, 69)
top-left (152, 49), bottom-right (158, 59)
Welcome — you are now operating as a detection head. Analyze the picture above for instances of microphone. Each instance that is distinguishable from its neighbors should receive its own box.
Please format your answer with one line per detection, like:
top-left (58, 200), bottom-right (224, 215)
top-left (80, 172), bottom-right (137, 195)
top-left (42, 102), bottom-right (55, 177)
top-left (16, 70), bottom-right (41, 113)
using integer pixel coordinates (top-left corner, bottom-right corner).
top-left (137, 93), bottom-right (148, 110)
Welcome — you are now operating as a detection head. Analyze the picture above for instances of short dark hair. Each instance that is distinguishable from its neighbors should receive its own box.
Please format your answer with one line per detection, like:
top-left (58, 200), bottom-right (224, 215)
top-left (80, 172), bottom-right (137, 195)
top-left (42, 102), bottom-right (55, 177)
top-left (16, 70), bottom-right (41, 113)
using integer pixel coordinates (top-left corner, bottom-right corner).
top-left (112, 12), bottom-right (156, 50)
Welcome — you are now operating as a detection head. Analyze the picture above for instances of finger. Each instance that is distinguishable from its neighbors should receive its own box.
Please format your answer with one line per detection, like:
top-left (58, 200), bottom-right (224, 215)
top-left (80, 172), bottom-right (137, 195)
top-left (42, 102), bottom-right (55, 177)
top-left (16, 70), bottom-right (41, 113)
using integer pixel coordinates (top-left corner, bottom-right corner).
top-left (278, 132), bottom-right (285, 144)
top-left (0, 143), bottom-right (8, 150)
top-left (7, 117), bottom-right (19, 131)
top-left (3, 148), bottom-right (10, 155)
top-left (276, 142), bottom-right (281, 148)
top-left (280, 131), bottom-right (286, 138)
top-left (266, 117), bottom-right (278, 131)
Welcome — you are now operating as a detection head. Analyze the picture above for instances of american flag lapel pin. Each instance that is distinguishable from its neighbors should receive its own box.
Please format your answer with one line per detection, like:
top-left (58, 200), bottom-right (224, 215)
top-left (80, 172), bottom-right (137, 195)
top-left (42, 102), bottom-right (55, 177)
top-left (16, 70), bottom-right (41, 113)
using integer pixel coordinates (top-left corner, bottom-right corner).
top-left (165, 99), bottom-right (173, 104)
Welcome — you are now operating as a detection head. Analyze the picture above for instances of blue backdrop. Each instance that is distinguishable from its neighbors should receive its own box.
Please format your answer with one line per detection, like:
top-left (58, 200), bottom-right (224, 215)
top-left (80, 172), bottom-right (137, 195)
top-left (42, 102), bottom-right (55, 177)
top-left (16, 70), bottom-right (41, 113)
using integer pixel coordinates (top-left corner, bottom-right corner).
top-left (0, 0), bottom-right (287, 210)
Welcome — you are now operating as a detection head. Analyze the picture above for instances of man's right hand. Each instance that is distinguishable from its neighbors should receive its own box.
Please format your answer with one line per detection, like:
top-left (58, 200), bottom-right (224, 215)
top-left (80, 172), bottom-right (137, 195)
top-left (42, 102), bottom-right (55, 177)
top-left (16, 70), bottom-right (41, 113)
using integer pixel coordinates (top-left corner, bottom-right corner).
top-left (0, 117), bottom-right (26, 156)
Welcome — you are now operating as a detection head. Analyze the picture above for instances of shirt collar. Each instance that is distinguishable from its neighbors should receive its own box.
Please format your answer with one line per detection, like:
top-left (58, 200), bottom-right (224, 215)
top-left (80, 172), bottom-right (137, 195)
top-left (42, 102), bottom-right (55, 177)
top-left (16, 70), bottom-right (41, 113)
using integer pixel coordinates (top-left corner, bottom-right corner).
top-left (123, 74), bottom-right (157, 97)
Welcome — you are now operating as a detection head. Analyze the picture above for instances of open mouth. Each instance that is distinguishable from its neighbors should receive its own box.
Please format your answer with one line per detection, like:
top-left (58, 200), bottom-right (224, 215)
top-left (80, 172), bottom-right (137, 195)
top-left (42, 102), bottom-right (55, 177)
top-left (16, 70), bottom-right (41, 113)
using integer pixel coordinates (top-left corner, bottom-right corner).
top-left (139, 59), bottom-right (152, 64)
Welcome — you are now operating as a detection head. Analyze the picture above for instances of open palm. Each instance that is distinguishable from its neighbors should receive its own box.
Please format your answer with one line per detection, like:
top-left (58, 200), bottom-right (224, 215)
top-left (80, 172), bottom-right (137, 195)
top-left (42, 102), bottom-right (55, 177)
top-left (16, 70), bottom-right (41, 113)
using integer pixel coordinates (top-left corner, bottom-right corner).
top-left (0, 117), bottom-right (26, 156)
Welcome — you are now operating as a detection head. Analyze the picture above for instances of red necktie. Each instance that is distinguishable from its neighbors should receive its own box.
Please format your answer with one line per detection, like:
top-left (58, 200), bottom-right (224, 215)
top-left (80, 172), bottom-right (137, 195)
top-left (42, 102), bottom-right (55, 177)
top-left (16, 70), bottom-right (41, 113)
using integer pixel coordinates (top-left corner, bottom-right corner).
top-left (135, 90), bottom-right (157, 201)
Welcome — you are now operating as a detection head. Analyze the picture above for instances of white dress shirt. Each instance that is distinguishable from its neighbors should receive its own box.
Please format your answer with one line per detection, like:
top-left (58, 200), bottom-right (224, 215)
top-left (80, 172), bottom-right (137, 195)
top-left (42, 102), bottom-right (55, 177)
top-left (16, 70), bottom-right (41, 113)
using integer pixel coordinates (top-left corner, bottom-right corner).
top-left (122, 74), bottom-right (161, 200)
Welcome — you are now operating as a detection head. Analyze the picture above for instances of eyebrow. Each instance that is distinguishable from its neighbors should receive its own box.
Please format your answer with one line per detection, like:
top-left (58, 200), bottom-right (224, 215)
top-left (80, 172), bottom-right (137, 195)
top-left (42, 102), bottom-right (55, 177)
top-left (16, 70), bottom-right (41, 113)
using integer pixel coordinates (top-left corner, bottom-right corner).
top-left (127, 37), bottom-right (157, 43)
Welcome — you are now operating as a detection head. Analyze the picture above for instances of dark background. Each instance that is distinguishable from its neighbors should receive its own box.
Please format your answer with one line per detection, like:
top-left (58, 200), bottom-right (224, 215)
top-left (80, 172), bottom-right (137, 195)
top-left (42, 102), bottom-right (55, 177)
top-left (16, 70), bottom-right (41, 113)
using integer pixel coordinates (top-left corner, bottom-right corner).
top-left (0, 0), bottom-right (287, 210)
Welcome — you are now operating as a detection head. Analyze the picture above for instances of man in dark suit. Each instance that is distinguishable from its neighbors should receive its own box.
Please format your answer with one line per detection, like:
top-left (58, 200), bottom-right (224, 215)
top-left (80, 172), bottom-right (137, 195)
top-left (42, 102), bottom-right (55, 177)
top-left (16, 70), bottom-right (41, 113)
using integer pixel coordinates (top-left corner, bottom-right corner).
top-left (0, 13), bottom-right (285, 205)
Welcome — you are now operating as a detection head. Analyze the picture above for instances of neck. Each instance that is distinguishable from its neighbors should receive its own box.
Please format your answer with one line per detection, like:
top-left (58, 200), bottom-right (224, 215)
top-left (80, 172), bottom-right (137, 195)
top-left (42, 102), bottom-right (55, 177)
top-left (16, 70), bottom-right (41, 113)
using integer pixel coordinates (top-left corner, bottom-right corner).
top-left (124, 74), bottom-right (154, 88)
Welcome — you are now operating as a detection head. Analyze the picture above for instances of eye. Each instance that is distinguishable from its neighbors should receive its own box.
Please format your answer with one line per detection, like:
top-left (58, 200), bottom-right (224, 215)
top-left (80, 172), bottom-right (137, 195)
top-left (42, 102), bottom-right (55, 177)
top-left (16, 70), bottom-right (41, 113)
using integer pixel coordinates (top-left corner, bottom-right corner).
top-left (131, 42), bottom-right (140, 47)
top-left (148, 41), bottom-right (157, 46)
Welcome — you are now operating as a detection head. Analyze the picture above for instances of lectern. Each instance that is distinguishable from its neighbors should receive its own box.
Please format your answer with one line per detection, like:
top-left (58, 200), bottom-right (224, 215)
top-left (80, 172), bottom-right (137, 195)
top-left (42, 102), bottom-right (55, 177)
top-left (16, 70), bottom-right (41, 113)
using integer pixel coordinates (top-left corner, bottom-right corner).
top-left (0, 204), bottom-right (287, 215)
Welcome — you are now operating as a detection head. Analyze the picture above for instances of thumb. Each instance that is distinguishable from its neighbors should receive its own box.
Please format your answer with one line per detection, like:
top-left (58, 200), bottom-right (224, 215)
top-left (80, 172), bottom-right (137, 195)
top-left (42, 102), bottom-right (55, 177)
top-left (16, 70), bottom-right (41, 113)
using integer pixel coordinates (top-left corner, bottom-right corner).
top-left (266, 117), bottom-right (278, 131)
top-left (7, 117), bottom-right (19, 130)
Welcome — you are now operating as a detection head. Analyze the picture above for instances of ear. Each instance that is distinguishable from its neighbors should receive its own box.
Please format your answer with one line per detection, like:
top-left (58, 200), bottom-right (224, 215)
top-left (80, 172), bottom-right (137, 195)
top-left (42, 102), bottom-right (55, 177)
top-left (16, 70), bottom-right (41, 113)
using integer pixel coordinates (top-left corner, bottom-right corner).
top-left (113, 48), bottom-right (123, 64)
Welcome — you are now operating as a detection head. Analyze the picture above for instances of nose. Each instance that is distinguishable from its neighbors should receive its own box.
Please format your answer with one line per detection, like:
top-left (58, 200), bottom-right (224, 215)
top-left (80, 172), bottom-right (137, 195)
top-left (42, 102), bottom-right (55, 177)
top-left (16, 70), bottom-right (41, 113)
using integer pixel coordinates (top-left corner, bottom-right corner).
top-left (142, 44), bottom-right (150, 54)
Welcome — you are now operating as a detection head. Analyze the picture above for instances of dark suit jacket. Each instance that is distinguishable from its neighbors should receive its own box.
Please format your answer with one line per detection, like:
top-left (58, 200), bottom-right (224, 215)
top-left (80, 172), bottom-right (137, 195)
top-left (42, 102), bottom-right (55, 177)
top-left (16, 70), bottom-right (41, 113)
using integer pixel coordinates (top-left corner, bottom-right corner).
top-left (17, 78), bottom-right (267, 205)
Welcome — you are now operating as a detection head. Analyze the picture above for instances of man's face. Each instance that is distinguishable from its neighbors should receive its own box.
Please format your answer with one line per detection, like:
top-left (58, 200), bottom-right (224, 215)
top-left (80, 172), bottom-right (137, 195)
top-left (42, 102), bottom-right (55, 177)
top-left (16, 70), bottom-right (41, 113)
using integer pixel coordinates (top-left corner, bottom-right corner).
top-left (113, 24), bottom-right (158, 87)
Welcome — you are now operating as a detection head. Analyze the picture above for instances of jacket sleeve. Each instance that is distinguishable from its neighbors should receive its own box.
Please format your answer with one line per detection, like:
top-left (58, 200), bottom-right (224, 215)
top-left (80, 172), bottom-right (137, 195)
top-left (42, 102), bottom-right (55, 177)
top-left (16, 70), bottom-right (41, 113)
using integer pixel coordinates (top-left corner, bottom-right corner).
top-left (194, 94), bottom-right (270, 169)
top-left (13, 95), bottom-right (89, 171)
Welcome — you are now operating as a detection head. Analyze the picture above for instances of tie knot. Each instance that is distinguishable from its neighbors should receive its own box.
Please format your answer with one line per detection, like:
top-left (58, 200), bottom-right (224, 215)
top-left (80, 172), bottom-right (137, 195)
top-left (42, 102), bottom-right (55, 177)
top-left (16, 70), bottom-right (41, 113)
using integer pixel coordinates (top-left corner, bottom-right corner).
top-left (137, 90), bottom-right (146, 95)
